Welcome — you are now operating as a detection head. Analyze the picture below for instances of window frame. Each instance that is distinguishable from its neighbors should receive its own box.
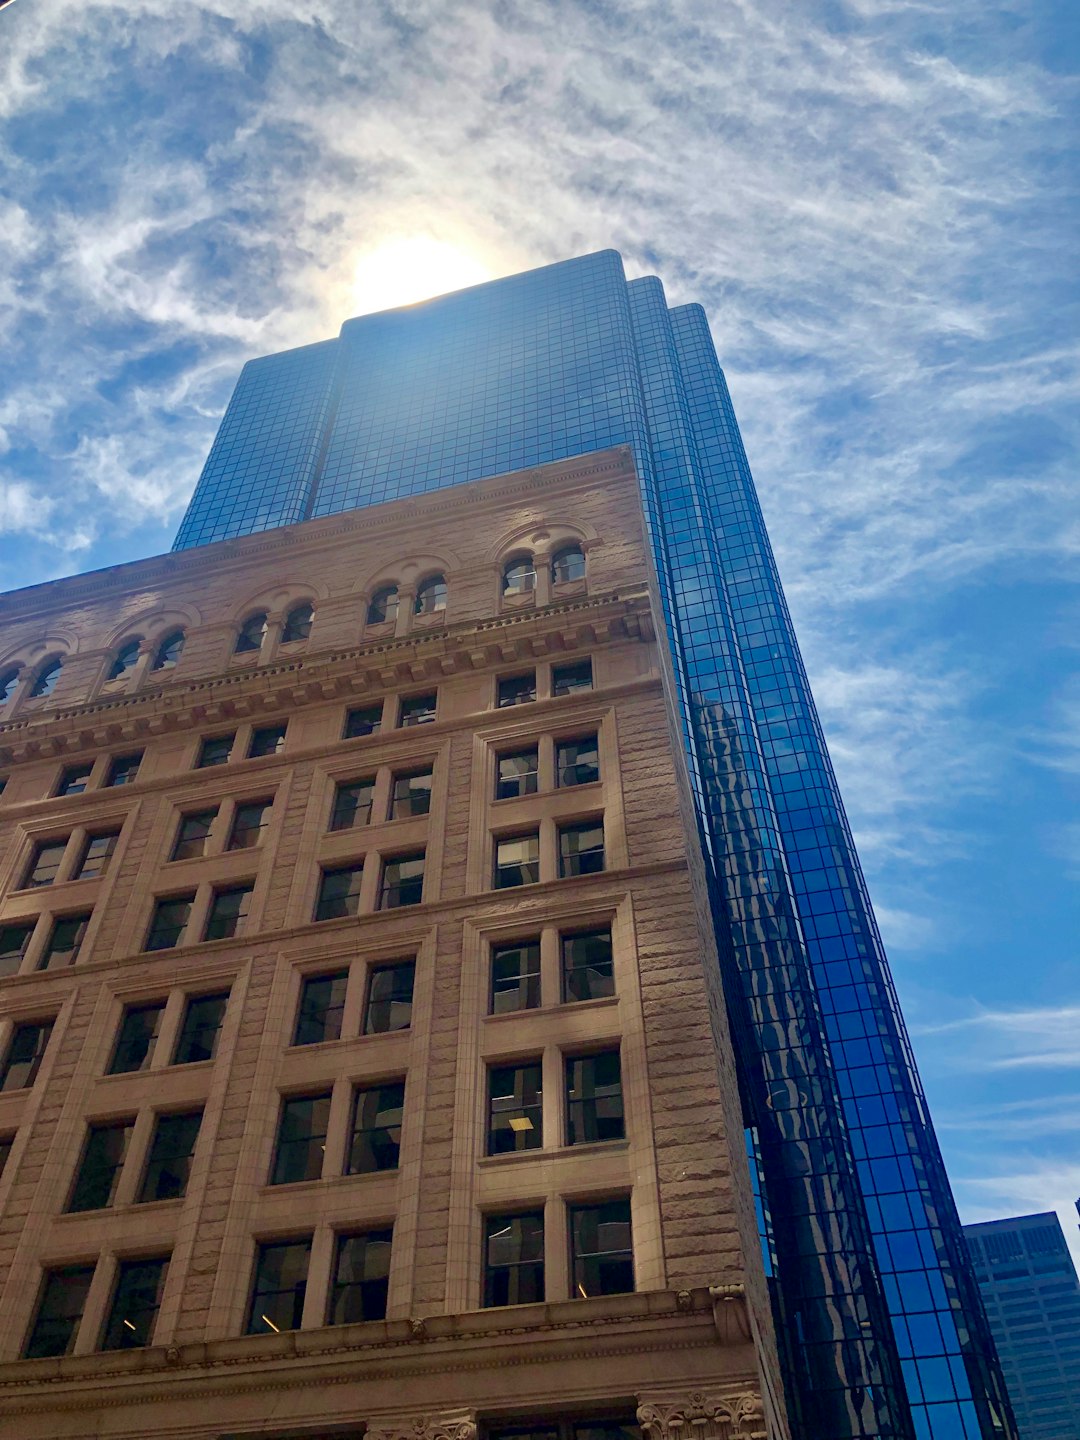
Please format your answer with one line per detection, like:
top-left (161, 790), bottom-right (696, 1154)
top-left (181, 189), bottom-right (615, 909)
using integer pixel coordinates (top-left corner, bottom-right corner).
top-left (144, 893), bottom-right (195, 952)
top-left (100, 1255), bottom-right (170, 1351)
top-left (487, 1060), bottom-right (543, 1155)
top-left (490, 939), bottom-right (542, 1015)
top-left (346, 1080), bottom-right (405, 1174)
top-left (362, 960), bottom-right (415, 1035)
top-left (483, 1209), bottom-right (545, 1308)
top-left (171, 808), bottom-right (218, 862)
top-left (378, 851), bottom-right (425, 909)
top-left (315, 863), bottom-right (365, 922)
top-left (270, 1091), bottom-right (333, 1186)
top-left (495, 747), bottom-right (539, 801)
top-left (494, 831), bottom-right (540, 889)
top-left (137, 1109), bottom-right (203, 1202)
top-left (293, 970), bottom-right (349, 1047)
top-left (246, 1237), bottom-right (312, 1336)
top-left (327, 1228), bottom-right (393, 1325)
top-left (66, 1119), bottom-right (134, 1213)
top-left (557, 820), bottom-right (605, 878)
top-left (172, 992), bottom-right (229, 1065)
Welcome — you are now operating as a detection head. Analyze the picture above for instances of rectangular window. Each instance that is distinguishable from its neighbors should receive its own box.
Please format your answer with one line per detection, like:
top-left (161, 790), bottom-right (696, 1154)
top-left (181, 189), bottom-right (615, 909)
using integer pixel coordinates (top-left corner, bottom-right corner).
top-left (346, 1081), bottom-right (404, 1173)
top-left (328, 1229), bottom-right (392, 1325)
top-left (487, 1061), bottom-right (543, 1154)
top-left (271, 1093), bottom-right (332, 1185)
top-left (390, 769), bottom-right (432, 819)
top-left (497, 672), bottom-right (536, 707)
top-left (171, 808), bottom-right (217, 861)
top-left (57, 763), bottom-right (93, 797)
top-left (247, 1238), bottom-right (311, 1335)
top-left (494, 833), bottom-right (540, 888)
top-left (484, 1211), bottom-right (544, 1308)
top-left (315, 863), bottom-right (364, 920)
top-left (557, 735), bottom-right (600, 787)
top-left (67, 1120), bottom-right (134, 1212)
top-left (379, 851), bottom-right (424, 908)
top-left (74, 829), bottom-right (120, 881)
top-left (558, 821), bottom-right (605, 878)
top-left (109, 1002), bottom-right (165, 1074)
top-left (23, 839), bottom-right (68, 888)
top-left (173, 992), bottom-right (228, 1064)
top-left (105, 752), bottom-right (142, 787)
top-left (196, 734), bottom-right (234, 769)
top-left (293, 971), bottom-right (349, 1046)
top-left (569, 1198), bottom-right (634, 1298)
top-left (228, 798), bottom-right (272, 850)
top-left (0, 1020), bottom-right (54, 1092)
top-left (0, 922), bottom-right (35, 978)
top-left (363, 961), bottom-right (415, 1034)
top-left (566, 1051), bottom-right (625, 1144)
top-left (39, 912), bottom-right (91, 969)
top-left (344, 703), bottom-right (382, 739)
top-left (248, 723), bottom-right (287, 759)
top-left (495, 748), bottom-right (539, 800)
top-left (0, 1134), bottom-right (12, 1178)
top-left (398, 691), bottom-right (436, 727)
top-left (490, 940), bottom-right (541, 1014)
top-left (203, 884), bottom-right (253, 941)
top-left (145, 894), bottom-right (194, 951)
top-left (101, 1256), bottom-right (169, 1350)
top-left (552, 659), bottom-right (593, 696)
top-left (329, 778), bottom-right (374, 832)
top-left (24, 1265), bottom-right (96, 1359)
top-left (138, 1110), bottom-right (202, 1202)
top-left (562, 929), bottom-right (615, 1003)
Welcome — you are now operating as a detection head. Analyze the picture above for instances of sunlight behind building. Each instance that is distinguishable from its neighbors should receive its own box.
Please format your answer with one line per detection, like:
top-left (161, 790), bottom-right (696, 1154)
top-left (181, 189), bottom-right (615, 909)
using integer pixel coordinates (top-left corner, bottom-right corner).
top-left (350, 236), bottom-right (493, 315)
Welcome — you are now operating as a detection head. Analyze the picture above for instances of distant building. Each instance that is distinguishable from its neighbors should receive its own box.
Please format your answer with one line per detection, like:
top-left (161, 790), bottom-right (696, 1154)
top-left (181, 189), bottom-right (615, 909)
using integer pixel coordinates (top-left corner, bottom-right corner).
top-left (963, 1213), bottom-right (1080, 1439)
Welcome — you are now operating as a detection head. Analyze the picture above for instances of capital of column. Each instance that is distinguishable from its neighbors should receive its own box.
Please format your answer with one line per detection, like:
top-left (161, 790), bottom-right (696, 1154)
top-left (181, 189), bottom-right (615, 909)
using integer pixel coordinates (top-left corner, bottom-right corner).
top-left (636, 1389), bottom-right (766, 1440)
top-left (365, 1413), bottom-right (478, 1440)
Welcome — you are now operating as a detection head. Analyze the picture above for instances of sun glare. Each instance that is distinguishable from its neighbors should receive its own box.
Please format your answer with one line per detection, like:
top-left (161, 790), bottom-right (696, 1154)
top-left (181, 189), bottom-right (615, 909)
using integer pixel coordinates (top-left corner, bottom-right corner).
top-left (350, 236), bottom-right (493, 316)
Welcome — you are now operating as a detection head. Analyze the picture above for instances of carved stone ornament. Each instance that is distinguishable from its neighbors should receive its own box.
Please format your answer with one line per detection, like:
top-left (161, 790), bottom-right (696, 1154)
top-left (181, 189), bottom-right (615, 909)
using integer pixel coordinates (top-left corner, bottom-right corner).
top-left (708, 1284), bottom-right (751, 1345)
top-left (636, 1390), bottom-right (766, 1440)
top-left (366, 1415), bottom-right (478, 1440)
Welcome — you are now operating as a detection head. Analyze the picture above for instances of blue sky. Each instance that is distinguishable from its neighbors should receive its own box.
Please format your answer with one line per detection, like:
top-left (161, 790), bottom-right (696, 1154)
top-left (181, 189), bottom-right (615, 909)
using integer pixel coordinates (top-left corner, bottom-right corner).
top-left (1, 0), bottom-right (1077, 1258)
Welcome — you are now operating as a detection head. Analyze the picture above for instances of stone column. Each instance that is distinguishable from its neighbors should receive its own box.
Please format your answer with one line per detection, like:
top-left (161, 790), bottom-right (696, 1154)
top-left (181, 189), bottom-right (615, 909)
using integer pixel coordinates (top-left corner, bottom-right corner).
top-left (636, 1390), bottom-right (767, 1440)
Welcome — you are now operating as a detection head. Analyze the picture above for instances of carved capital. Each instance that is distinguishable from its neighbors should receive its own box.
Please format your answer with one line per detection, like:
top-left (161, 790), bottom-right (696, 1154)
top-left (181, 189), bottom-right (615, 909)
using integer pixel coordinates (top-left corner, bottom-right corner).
top-left (366, 1415), bottom-right (477, 1440)
top-left (636, 1390), bottom-right (765, 1440)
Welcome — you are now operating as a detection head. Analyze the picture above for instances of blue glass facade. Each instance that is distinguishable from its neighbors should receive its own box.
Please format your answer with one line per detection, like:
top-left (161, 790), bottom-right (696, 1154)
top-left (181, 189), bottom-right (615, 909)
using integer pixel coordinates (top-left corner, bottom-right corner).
top-left (174, 251), bottom-right (1013, 1440)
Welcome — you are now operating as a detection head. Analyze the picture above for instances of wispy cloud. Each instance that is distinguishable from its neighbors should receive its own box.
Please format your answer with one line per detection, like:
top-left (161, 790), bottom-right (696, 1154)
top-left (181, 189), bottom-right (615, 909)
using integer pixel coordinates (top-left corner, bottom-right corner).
top-left (912, 1004), bottom-right (1080, 1071)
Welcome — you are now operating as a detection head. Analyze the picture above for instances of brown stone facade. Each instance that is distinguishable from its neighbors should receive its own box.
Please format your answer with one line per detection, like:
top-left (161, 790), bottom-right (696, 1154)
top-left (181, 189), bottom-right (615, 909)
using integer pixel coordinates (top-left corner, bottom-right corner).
top-left (0, 448), bottom-right (789, 1439)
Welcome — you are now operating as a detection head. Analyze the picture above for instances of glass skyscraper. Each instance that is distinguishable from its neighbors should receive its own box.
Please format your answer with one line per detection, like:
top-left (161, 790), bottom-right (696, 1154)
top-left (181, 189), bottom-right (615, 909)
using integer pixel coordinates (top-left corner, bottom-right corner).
top-left (175, 251), bottom-right (1013, 1440)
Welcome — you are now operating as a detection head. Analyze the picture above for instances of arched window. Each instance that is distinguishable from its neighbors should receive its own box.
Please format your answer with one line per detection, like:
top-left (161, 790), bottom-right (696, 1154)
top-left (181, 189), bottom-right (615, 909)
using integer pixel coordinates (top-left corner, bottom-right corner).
top-left (281, 603), bottom-right (313, 644)
top-left (235, 612), bottom-right (267, 655)
top-left (29, 657), bottom-right (62, 699)
top-left (151, 631), bottom-right (185, 672)
top-left (0, 668), bottom-right (21, 706)
top-left (367, 586), bottom-right (399, 626)
top-left (502, 556), bottom-right (536, 597)
top-left (551, 544), bottom-right (586, 585)
top-left (107, 638), bottom-right (142, 682)
top-left (414, 575), bottom-right (447, 617)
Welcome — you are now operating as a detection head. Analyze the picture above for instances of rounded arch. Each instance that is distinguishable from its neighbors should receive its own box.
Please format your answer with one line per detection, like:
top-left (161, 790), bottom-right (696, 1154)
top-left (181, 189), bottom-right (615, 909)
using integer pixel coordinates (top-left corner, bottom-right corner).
top-left (0, 666), bottom-right (22, 706)
top-left (101, 604), bottom-right (201, 650)
top-left (352, 550), bottom-right (460, 598)
top-left (230, 577), bottom-right (331, 621)
top-left (0, 630), bottom-right (78, 673)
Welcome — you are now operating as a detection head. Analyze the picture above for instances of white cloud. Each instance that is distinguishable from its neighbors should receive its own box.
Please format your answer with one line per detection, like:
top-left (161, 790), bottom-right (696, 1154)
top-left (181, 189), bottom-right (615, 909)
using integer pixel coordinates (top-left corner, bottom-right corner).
top-left (912, 1004), bottom-right (1080, 1072)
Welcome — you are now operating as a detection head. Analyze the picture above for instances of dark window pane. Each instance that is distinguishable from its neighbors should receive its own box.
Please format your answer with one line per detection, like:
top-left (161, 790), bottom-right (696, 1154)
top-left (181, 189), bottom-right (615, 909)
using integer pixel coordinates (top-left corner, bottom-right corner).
top-left (562, 929), bottom-right (615, 1003)
top-left (75, 830), bottom-right (120, 880)
top-left (247, 1238), bottom-right (311, 1335)
top-left (24, 1265), bottom-right (95, 1358)
top-left (101, 1257), bottom-right (169, 1350)
top-left (330, 779), bottom-right (374, 832)
top-left (196, 734), bottom-right (234, 769)
top-left (105, 753), bottom-right (142, 787)
top-left (24, 840), bottom-right (67, 888)
top-left (29, 658), bottom-right (62, 698)
top-left (491, 941), bottom-right (541, 1014)
top-left (39, 913), bottom-right (91, 969)
top-left (281, 604), bottom-right (313, 643)
top-left (294, 971), bottom-right (349, 1046)
top-left (235, 612), bottom-right (266, 654)
top-left (379, 852), bottom-right (424, 908)
top-left (171, 809), bottom-right (217, 861)
top-left (399, 692), bottom-right (436, 727)
top-left (0, 668), bottom-right (19, 706)
top-left (0, 922), bottom-right (35, 978)
top-left (315, 864), bottom-right (364, 921)
top-left (138, 1111), bottom-right (202, 1202)
top-left (248, 724), bottom-right (286, 759)
top-left (57, 764), bottom-right (93, 797)
top-left (107, 640), bottom-right (142, 682)
top-left (484, 1211), bottom-right (544, 1307)
top-left (1, 1021), bottom-right (53, 1092)
top-left (145, 895), bottom-right (193, 951)
top-left (329, 1229), bottom-right (392, 1325)
top-left (68, 1121), bottom-right (133, 1212)
top-left (558, 822), bottom-right (605, 877)
top-left (367, 587), bottom-right (398, 626)
top-left (271, 1093), bottom-right (332, 1185)
top-left (566, 1051), bottom-right (625, 1145)
top-left (109, 1003), bottom-right (165, 1074)
top-left (496, 749), bottom-right (538, 800)
top-left (173, 993), bottom-right (228, 1065)
top-left (557, 735), bottom-right (600, 787)
top-left (344, 704), bottom-right (382, 738)
top-left (203, 884), bottom-right (253, 941)
top-left (228, 799), bottom-right (271, 850)
top-left (390, 770), bottom-right (432, 819)
top-left (414, 575), bottom-right (446, 615)
top-left (497, 672), bottom-right (536, 707)
top-left (487, 1062), bottom-right (542, 1154)
top-left (569, 1198), bottom-right (634, 1298)
top-left (363, 962), bottom-right (414, 1034)
top-left (0, 1134), bottom-right (13, 1178)
top-left (502, 557), bottom-right (536, 595)
top-left (494, 833), bottom-right (540, 889)
top-left (151, 631), bottom-right (184, 671)
top-left (574, 1423), bottom-right (642, 1440)
top-left (347, 1082), bottom-right (404, 1174)
top-left (552, 659), bottom-right (593, 696)
top-left (552, 545), bottom-right (586, 584)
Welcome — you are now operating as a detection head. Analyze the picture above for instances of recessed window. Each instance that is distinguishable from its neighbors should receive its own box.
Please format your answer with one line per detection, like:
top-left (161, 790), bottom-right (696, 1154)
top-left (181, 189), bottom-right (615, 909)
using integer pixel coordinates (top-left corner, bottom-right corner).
top-left (293, 971), bottom-right (349, 1046)
top-left (363, 961), bottom-right (415, 1034)
top-left (39, 912), bottom-right (91, 970)
top-left (23, 839), bottom-right (68, 889)
top-left (566, 1051), bottom-right (625, 1145)
top-left (484, 1211), bottom-right (544, 1307)
top-left (151, 631), bottom-right (184, 672)
top-left (367, 586), bottom-right (398, 626)
top-left (502, 556), bottom-right (536, 597)
top-left (248, 723), bottom-right (286, 759)
top-left (329, 1229), bottom-right (392, 1324)
top-left (107, 639), bottom-right (142, 683)
top-left (379, 851), bottom-right (425, 908)
top-left (496, 748), bottom-right (538, 800)
top-left (228, 798), bottom-right (272, 850)
top-left (399, 691), bottom-right (437, 727)
top-left (101, 1257), bottom-right (169, 1351)
top-left (75, 829), bottom-right (120, 880)
top-left (551, 544), bottom-right (586, 585)
top-left (234, 612), bottom-right (267, 655)
top-left (494, 833), bottom-right (540, 889)
top-left (271, 1093), bottom-right (332, 1185)
top-left (57, 763), bottom-right (93, 797)
top-left (569, 1198), bottom-right (634, 1298)
top-left (414, 574), bottom-right (447, 616)
top-left (203, 884), bottom-right (253, 941)
top-left (557, 735), bottom-right (599, 787)
top-left (0, 1134), bottom-right (13, 1178)
top-left (552, 659), bottom-right (592, 696)
top-left (315, 863), bottom-right (364, 921)
top-left (172, 993), bottom-right (228, 1065)
top-left (0, 922), bottom-right (35, 978)
top-left (344, 703), bottom-right (383, 738)
top-left (67, 1120), bottom-right (134, 1212)
top-left (247, 1238), bottom-right (311, 1335)
top-left (145, 894), bottom-right (194, 951)
top-left (0, 668), bottom-right (21, 706)
top-left (390, 769), bottom-right (432, 819)
top-left (24, 1265), bottom-right (95, 1359)
top-left (347, 1081), bottom-right (404, 1173)
top-left (196, 733), bottom-right (234, 769)
top-left (330, 778), bottom-right (374, 832)
top-left (490, 940), bottom-right (541, 1014)
top-left (487, 1061), bottom-right (543, 1154)
top-left (562, 929), bottom-right (614, 1003)
top-left (0, 1020), bottom-right (54, 1092)
top-left (558, 821), bottom-right (605, 878)
top-left (109, 1003), bottom-right (165, 1075)
top-left (105, 752), bottom-right (142, 787)
top-left (497, 671), bottom-right (536, 707)
top-left (281, 603), bottom-right (313, 644)
top-left (28, 657), bottom-right (62, 699)
top-left (138, 1110), bottom-right (202, 1201)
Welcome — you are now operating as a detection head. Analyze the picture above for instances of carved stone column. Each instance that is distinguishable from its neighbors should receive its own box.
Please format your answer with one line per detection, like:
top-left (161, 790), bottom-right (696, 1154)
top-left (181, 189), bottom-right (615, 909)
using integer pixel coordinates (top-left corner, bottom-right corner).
top-left (636, 1390), bottom-right (767, 1440)
top-left (366, 1413), bottom-right (478, 1440)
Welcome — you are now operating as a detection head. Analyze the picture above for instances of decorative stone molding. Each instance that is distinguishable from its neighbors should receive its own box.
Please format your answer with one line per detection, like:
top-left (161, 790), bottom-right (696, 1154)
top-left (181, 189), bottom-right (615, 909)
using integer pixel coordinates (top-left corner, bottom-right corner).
top-left (367, 1413), bottom-right (478, 1440)
top-left (709, 1284), bottom-right (751, 1345)
top-left (637, 1390), bottom-right (766, 1440)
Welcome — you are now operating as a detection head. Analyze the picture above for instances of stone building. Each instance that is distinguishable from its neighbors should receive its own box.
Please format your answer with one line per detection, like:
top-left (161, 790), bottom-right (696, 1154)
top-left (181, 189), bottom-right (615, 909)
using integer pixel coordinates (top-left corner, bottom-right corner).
top-left (0, 449), bottom-right (787, 1440)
